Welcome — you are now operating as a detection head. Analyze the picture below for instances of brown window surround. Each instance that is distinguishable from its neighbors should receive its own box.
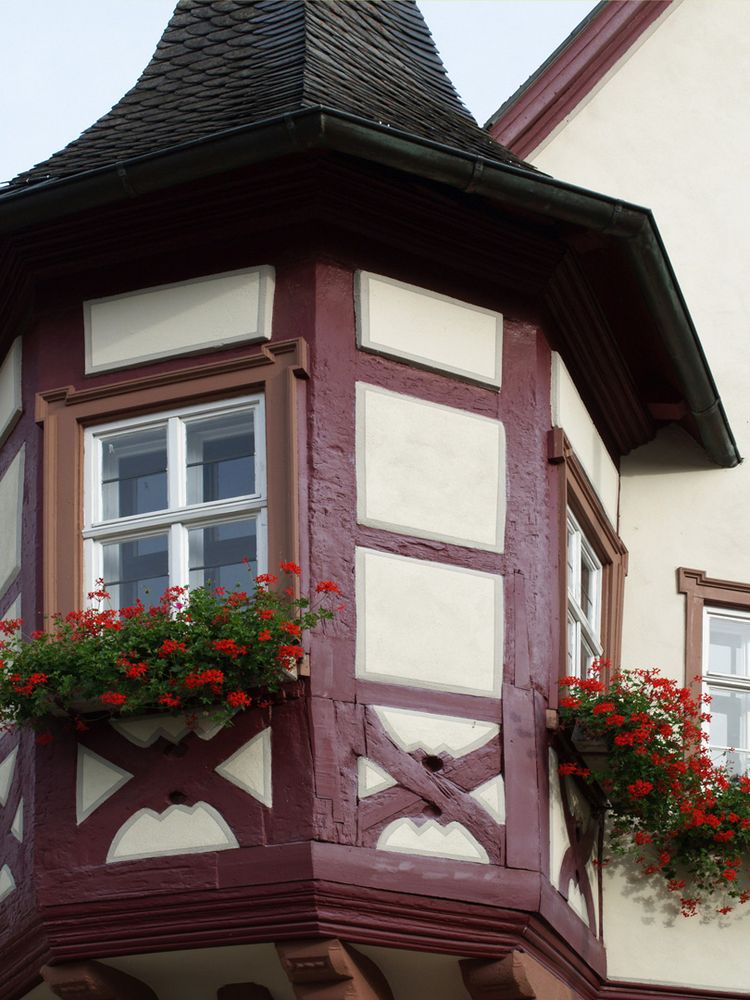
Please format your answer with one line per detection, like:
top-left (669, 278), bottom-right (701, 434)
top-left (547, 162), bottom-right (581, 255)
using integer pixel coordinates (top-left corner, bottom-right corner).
top-left (548, 428), bottom-right (628, 696)
top-left (35, 339), bottom-right (308, 617)
top-left (677, 567), bottom-right (750, 698)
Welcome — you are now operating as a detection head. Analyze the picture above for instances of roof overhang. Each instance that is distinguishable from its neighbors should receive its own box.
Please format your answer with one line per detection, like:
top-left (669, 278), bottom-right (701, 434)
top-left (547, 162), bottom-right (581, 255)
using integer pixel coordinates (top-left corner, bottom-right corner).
top-left (0, 105), bottom-right (738, 468)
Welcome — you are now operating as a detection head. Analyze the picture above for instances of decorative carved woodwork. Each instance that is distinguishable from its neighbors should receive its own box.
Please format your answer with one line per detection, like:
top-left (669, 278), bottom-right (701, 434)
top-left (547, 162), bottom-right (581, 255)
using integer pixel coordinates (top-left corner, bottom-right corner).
top-left (41, 960), bottom-right (158, 1000)
top-left (276, 939), bottom-right (393, 1000)
top-left (461, 951), bottom-right (576, 1000)
top-left (357, 706), bottom-right (503, 864)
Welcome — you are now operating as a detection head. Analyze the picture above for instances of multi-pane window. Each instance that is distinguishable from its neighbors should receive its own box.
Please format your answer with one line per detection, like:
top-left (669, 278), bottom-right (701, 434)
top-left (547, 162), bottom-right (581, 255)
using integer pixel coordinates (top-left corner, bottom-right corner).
top-left (83, 396), bottom-right (266, 606)
top-left (703, 608), bottom-right (750, 774)
top-left (566, 509), bottom-right (602, 678)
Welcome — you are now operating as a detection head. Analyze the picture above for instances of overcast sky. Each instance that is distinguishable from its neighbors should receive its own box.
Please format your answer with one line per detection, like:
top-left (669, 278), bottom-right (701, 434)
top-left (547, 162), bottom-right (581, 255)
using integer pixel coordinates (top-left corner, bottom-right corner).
top-left (0, 1), bottom-right (598, 185)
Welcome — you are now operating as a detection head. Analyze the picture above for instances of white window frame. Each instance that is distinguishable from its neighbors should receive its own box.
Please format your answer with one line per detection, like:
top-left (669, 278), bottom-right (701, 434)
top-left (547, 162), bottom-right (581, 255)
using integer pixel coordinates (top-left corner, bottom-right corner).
top-left (83, 394), bottom-right (267, 602)
top-left (702, 606), bottom-right (750, 773)
top-left (566, 508), bottom-right (603, 678)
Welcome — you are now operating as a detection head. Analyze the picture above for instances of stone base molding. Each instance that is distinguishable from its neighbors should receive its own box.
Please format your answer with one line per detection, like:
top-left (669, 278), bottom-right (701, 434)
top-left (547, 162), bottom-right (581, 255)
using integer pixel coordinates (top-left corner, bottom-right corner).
top-left (41, 961), bottom-right (158, 1000)
top-left (276, 938), bottom-right (394, 999)
top-left (461, 951), bottom-right (576, 1000)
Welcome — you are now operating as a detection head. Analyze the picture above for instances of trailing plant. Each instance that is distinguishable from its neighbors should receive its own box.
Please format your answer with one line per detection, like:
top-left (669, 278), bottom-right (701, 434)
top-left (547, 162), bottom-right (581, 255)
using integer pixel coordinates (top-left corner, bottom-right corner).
top-left (0, 562), bottom-right (342, 739)
top-left (559, 661), bottom-right (750, 917)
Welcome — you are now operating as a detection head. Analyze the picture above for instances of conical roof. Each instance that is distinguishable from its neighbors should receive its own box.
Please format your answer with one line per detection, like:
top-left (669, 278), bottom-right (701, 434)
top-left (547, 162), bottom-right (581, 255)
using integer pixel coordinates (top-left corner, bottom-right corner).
top-left (11, 0), bottom-right (528, 189)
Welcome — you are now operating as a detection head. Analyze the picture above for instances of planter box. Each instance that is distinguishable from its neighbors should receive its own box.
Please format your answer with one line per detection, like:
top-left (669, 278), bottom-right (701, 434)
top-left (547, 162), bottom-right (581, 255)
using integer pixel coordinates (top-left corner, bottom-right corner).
top-left (571, 724), bottom-right (611, 779)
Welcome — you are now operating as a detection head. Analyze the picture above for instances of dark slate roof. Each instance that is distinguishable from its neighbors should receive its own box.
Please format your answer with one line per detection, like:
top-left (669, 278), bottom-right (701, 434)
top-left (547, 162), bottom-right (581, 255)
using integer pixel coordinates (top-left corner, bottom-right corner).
top-left (10, 0), bottom-right (529, 189)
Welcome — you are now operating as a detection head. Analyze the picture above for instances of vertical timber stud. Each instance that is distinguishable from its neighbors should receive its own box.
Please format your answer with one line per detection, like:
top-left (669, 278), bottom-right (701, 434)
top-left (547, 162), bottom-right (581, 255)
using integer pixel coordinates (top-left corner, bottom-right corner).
top-left (460, 952), bottom-right (575, 1000)
top-left (41, 962), bottom-right (158, 1000)
top-left (276, 939), bottom-right (394, 1000)
top-left (218, 986), bottom-right (273, 999)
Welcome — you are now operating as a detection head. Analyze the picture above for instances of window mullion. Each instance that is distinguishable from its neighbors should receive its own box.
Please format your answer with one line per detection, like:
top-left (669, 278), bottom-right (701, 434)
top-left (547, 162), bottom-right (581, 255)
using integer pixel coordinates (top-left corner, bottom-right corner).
top-left (168, 415), bottom-right (185, 510)
top-left (170, 523), bottom-right (188, 591)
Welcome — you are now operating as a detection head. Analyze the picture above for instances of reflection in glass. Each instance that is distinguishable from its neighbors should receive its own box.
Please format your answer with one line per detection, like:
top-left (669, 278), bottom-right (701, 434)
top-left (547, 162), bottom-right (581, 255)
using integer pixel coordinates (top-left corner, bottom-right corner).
top-left (188, 518), bottom-right (257, 590)
top-left (102, 534), bottom-right (169, 608)
top-left (101, 425), bottom-right (168, 519)
top-left (708, 615), bottom-right (750, 678)
top-left (186, 409), bottom-right (255, 504)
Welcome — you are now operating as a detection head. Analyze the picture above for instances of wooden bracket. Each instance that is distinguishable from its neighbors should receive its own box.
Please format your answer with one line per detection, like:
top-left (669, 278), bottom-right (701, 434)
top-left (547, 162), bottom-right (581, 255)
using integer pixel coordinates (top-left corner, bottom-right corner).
top-left (460, 951), bottom-right (575, 1000)
top-left (276, 939), bottom-right (394, 1000)
top-left (41, 961), bottom-right (158, 1000)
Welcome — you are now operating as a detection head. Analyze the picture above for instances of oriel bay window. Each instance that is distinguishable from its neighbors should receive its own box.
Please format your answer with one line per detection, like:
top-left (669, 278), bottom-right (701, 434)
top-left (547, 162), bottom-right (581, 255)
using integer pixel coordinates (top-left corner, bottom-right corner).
top-left (36, 340), bottom-right (306, 616)
top-left (566, 509), bottom-right (603, 678)
top-left (83, 397), bottom-right (266, 604)
top-left (549, 428), bottom-right (627, 687)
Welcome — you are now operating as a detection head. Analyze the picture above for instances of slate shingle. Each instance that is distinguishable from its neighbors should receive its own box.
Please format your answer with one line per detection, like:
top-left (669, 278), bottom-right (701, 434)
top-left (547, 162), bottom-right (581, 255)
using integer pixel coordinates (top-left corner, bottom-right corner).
top-left (9, 0), bottom-right (529, 188)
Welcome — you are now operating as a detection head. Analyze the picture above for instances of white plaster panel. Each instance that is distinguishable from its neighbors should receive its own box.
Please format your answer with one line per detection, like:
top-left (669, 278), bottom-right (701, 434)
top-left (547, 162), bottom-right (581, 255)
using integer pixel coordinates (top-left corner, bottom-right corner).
top-left (357, 757), bottom-right (397, 798)
top-left (469, 775), bottom-right (505, 824)
top-left (374, 706), bottom-right (498, 758)
top-left (77, 747), bottom-right (133, 824)
top-left (0, 338), bottom-right (21, 447)
top-left (567, 878), bottom-right (590, 928)
top-left (356, 271), bottom-right (502, 386)
top-left (548, 749), bottom-right (568, 891)
top-left (550, 353), bottom-right (619, 525)
top-left (377, 818), bottom-right (489, 864)
top-left (356, 548), bottom-right (503, 696)
top-left (11, 799), bottom-right (22, 842)
top-left (84, 266), bottom-right (274, 373)
top-left (107, 802), bottom-right (238, 863)
top-left (0, 864), bottom-right (15, 902)
top-left (0, 447), bottom-right (24, 599)
top-left (111, 712), bottom-right (224, 747)
top-left (2, 596), bottom-right (20, 623)
top-left (0, 746), bottom-right (18, 807)
top-left (215, 728), bottom-right (272, 806)
top-left (356, 383), bottom-right (505, 551)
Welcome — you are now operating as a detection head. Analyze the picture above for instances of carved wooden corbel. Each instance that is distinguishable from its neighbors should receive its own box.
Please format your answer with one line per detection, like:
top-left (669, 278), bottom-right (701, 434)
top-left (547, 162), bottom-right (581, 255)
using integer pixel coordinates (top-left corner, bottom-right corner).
top-left (41, 961), bottom-right (158, 1000)
top-left (276, 939), bottom-right (393, 1000)
top-left (218, 985), bottom-right (273, 999)
top-left (460, 951), bottom-right (575, 1000)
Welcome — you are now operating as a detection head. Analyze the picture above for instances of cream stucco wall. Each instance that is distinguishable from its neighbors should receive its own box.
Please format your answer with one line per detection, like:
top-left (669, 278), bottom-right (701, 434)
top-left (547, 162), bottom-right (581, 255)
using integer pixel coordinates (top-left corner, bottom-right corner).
top-left (528, 0), bottom-right (750, 987)
top-left (532, 0), bottom-right (750, 681)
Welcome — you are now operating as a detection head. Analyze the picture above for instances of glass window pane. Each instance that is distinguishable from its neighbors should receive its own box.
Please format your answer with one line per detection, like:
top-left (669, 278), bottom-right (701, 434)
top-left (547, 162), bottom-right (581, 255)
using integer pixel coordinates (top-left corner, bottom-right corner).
top-left (189, 518), bottom-right (257, 591)
top-left (708, 615), bottom-right (750, 677)
top-left (580, 555), bottom-right (597, 625)
top-left (186, 409), bottom-right (255, 504)
top-left (709, 684), bottom-right (750, 761)
top-left (580, 634), bottom-right (598, 679)
top-left (567, 614), bottom-right (578, 677)
top-left (101, 426), bottom-right (167, 519)
top-left (102, 533), bottom-right (169, 608)
top-left (566, 522), bottom-right (577, 599)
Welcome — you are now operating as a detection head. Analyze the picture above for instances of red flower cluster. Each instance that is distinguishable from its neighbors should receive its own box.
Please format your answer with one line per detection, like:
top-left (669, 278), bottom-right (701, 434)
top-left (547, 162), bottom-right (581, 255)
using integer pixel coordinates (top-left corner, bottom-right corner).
top-left (559, 660), bottom-right (750, 915)
top-left (0, 562), bottom-right (341, 735)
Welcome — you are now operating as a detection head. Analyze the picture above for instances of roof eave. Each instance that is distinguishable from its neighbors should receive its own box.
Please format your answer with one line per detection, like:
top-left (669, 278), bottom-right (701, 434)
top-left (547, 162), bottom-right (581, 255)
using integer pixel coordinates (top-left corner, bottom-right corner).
top-left (0, 106), bottom-right (738, 469)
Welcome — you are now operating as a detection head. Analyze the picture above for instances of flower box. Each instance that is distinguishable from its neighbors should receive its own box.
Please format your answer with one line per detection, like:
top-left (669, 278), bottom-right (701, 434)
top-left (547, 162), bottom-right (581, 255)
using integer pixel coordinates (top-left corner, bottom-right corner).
top-left (0, 564), bottom-right (341, 736)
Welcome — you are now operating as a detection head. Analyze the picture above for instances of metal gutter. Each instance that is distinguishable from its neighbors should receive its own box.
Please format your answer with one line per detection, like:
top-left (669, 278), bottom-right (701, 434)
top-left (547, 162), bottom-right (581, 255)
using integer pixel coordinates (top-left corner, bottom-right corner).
top-left (0, 105), bottom-right (739, 467)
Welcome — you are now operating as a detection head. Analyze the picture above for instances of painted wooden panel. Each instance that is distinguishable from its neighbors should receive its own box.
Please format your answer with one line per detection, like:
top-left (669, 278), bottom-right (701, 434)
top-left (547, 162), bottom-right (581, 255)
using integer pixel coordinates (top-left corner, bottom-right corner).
top-left (0, 338), bottom-right (21, 447)
top-left (0, 446), bottom-right (23, 599)
top-left (84, 266), bottom-right (275, 373)
top-left (551, 352), bottom-right (619, 525)
top-left (356, 271), bottom-right (502, 386)
top-left (356, 383), bottom-right (505, 551)
top-left (356, 547), bottom-right (503, 696)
